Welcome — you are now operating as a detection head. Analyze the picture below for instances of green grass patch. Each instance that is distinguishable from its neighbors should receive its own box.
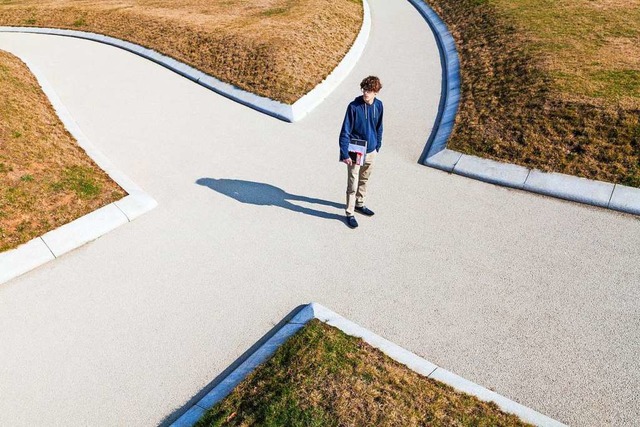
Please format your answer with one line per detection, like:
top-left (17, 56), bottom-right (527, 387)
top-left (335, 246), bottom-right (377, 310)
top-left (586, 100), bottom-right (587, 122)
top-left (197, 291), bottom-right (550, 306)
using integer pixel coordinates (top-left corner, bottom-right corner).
top-left (4, 186), bottom-right (25, 205)
top-left (588, 70), bottom-right (640, 100)
top-left (261, 7), bottom-right (289, 17)
top-left (489, 0), bottom-right (640, 105)
top-left (52, 166), bottom-right (101, 198)
top-left (260, 0), bottom-right (297, 18)
top-left (196, 320), bottom-right (532, 427)
top-left (72, 15), bottom-right (86, 27)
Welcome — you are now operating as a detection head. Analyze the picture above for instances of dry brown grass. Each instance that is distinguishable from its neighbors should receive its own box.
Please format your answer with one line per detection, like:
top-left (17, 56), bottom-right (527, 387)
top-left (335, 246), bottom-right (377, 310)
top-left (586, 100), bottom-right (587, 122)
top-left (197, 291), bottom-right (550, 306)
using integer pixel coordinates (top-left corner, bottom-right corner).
top-left (196, 319), bottom-right (533, 427)
top-left (0, 49), bottom-right (125, 252)
top-left (493, 0), bottom-right (640, 108)
top-left (424, 0), bottom-right (640, 186)
top-left (0, 0), bottom-right (363, 104)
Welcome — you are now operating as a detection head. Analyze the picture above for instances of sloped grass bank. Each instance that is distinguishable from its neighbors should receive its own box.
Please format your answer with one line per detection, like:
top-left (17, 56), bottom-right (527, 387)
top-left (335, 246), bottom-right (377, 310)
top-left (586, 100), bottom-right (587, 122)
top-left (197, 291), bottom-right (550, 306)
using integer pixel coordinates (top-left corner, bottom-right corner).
top-left (0, 0), bottom-right (363, 104)
top-left (196, 319), bottom-right (531, 427)
top-left (424, 0), bottom-right (640, 186)
top-left (0, 49), bottom-right (125, 252)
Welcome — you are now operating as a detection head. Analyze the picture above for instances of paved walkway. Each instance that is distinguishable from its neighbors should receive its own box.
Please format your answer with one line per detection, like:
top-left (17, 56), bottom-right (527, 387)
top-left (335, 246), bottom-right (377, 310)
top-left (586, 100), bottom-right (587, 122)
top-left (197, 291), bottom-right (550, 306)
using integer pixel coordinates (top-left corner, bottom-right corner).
top-left (0, 0), bottom-right (638, 425)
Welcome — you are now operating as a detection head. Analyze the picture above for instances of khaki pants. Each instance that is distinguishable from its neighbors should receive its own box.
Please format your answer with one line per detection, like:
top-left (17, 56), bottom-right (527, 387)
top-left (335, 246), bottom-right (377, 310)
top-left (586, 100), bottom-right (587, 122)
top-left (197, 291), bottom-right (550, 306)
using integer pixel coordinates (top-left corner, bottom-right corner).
top-left (346, 150), bottom-right (377, 216)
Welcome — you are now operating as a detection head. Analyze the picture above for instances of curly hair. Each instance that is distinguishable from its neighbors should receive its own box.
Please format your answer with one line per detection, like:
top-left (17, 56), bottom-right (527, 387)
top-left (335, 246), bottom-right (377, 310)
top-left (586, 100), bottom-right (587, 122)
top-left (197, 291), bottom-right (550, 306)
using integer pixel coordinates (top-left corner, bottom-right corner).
top-left (360, 76), bottom-right (382, 93)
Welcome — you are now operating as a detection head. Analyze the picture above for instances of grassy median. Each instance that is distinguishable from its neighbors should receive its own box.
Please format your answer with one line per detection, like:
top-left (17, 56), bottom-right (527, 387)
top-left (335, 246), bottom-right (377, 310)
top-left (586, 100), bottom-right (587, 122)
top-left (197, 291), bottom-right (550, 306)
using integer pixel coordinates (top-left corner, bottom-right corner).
top-left (0, 49), bottom-right (125, 252)
top-left (425, 0), bottom-right (640, 186)
top-left (0, 0), bottom-right (363, 104)
top-left (195, 319), bottom-right (532, 427)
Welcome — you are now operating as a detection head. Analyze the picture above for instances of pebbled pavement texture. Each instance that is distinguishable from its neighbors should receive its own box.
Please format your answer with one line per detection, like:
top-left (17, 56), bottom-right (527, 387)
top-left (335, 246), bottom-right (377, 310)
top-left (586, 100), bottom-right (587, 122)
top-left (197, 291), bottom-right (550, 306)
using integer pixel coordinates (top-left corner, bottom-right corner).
top-left (0, 0), bottom-right (638, 425)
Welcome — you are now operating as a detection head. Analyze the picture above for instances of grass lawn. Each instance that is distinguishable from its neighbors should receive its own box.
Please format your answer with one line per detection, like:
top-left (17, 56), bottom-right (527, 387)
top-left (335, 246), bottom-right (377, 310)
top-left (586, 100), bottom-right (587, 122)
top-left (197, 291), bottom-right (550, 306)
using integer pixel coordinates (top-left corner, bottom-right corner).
top-left (424, 0), bottom-right (640, 186)
top-left (195, 319), bottom-right (532, 427)
top-left (0, 49), bottom-right (125, 252)
top-left (0, 0), bottom-right (363, 104)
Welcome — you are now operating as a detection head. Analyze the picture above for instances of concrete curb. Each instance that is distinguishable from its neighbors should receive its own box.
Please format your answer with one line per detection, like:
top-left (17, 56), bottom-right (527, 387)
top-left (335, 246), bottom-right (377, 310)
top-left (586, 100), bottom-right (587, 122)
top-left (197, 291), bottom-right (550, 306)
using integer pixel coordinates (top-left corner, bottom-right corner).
top-left (0, 1), bottom-right (370, 123)
top-left (523, 170), bottom-right (614, 208)
top-left (455, 154), bottom-right (530, 189)
top-left (291, 0), bottom-right (371, 121)
top-left (410, 0), bottom-right (640, 216)
top-left (407, 0), bottom-right (460, 164)
top-left (445, 151), bottom-right (640, 216)
top-left (0, 61), bottom-right (157, 286)
top-left (170, 302), bottom-right (566, 427)
top-left (609, 184), bottom-right (640, 215)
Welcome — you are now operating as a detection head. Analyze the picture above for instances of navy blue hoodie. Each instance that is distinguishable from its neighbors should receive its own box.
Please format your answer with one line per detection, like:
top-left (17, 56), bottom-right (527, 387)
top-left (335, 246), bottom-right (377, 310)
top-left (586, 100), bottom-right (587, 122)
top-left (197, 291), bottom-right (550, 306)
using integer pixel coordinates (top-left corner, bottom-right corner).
top-left (339, 96), bottom-right (384, 161)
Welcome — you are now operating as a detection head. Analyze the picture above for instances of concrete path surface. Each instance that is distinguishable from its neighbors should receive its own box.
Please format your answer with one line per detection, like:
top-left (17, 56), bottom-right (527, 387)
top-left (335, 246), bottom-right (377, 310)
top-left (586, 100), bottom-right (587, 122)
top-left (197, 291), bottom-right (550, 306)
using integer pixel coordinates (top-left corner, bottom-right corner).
top-left (0, 0), bottom-right (639, 425)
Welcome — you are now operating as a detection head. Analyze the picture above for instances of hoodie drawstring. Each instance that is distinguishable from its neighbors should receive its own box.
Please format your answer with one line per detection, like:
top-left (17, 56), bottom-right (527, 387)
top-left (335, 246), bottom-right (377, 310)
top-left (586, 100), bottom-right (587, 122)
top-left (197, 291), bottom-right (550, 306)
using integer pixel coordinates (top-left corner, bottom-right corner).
top-left (365, 103), bottom-right (377, 120)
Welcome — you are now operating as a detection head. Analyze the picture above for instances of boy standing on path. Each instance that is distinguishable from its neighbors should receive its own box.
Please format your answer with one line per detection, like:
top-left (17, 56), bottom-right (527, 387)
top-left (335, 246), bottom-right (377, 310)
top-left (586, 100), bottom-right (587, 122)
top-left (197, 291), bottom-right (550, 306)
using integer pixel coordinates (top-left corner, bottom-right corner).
top-left (339, 76), bottom-right (384, 229)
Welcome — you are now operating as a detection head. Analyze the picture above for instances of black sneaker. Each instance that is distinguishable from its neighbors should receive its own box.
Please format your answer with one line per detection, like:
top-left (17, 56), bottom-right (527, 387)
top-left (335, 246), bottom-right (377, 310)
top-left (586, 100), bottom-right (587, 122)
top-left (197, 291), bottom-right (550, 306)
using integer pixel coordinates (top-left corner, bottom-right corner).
top-left (355, 206), bottom-right (375, 216)
top-left (346, 215), bottom-right (359, 228)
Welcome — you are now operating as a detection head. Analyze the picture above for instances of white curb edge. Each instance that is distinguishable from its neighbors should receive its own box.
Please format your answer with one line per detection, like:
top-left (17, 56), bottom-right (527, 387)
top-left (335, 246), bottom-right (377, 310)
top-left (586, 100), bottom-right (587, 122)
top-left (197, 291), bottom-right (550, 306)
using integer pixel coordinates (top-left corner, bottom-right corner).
top-left (0, 59), bottom-right (157, 286)
top-left (170, 302), bottom-right (566, 427)
top-left (433, 150), bottom-right (640, 215)
top-left (290, 0), bottom-right (371, 121)
top-left (0, 0), bottom-right (370, 123)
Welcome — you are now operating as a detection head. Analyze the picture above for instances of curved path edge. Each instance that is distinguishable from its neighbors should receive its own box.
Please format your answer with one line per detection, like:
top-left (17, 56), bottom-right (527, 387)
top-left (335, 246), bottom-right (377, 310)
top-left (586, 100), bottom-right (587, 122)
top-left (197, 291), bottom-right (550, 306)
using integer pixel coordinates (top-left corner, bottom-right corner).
top-left (0, 60), bottom-right (157, 286)
top-left (408, 0), bottom-right (460, 164)
top-left (169, 302), bottom-right (566, 427)
top-left (0, 0), bottom-right (370, 123)
top-left (410, 0), bottom-right (640, 216)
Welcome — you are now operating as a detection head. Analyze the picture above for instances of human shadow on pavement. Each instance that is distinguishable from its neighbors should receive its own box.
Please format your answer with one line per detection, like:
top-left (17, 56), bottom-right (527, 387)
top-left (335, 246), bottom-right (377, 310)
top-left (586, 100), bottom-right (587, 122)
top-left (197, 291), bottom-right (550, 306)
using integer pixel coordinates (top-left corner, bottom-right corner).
top-left (196, 178), bottom-right (345, 222)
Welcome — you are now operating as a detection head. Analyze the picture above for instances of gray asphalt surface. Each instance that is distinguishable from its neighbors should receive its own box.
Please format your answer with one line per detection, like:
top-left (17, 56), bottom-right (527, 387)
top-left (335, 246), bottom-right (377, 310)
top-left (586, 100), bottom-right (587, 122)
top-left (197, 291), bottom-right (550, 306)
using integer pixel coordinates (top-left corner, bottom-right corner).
top-left (1, 0), bottom-right (639, 425)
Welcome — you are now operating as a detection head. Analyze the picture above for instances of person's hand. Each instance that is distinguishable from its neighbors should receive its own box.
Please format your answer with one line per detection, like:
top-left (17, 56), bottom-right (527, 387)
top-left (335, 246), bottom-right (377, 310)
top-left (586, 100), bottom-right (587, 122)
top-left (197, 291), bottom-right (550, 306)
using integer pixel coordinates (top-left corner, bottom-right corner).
top-left (342, 158), bottom-right (353, 166)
